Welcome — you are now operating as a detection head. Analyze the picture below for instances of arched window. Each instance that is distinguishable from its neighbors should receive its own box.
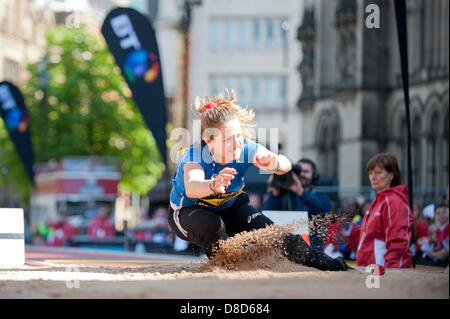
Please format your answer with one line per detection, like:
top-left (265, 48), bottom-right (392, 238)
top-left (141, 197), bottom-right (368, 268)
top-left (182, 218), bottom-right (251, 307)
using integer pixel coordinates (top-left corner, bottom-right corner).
top-left (412, 115), bottom-right (422, 186)
top-left (317, 111), bottom-right (340, 180)
top-left (399, 117), bottom-right (408, 179)
top-left (443, 110), bottom-right (449, 187)
top-left (427, 112), bottom-right (440, 188)
top-left (398, 113), bottom-right (423, 188)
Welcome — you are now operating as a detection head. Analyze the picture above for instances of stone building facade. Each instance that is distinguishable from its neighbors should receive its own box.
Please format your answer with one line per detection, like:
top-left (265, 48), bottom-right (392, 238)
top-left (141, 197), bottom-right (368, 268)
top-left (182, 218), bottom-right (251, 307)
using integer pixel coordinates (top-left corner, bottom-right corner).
top-left (297, 0), bottom-right (449, 202)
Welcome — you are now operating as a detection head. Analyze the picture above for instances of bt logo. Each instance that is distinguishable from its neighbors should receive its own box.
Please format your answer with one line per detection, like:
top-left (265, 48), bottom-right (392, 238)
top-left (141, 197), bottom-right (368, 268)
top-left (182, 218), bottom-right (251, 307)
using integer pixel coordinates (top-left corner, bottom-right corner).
top-left (110, 14), bottom-right (160, 83)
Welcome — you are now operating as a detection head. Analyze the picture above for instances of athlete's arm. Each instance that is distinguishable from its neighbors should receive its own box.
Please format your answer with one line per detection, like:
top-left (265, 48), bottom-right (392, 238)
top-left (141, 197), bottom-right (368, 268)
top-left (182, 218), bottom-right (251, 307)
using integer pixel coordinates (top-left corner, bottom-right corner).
top-left (183, 162), bottom-right (236, 197)
top-left (253, 145), bottom-right (291, 175)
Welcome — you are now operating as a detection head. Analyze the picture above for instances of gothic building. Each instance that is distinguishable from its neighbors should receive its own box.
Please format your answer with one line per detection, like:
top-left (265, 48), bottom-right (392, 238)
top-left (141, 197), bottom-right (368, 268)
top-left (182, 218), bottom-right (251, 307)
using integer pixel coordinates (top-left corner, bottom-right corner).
top-left (297, 0), bottom-right (449, 202)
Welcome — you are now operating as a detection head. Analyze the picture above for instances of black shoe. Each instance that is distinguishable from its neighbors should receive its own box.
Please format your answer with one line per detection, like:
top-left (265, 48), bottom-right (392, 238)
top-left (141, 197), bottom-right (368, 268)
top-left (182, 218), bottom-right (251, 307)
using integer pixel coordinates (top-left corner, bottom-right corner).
top-left (283, 234), bottom-right (349, 271)
top-left (334, 256), bottom-right (350, 271)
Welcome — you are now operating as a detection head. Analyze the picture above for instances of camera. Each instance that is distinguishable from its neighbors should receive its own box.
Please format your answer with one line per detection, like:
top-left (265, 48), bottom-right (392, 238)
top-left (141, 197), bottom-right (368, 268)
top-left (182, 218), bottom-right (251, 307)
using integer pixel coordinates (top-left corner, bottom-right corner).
top-left (270, 163), bottom-right (302, 189)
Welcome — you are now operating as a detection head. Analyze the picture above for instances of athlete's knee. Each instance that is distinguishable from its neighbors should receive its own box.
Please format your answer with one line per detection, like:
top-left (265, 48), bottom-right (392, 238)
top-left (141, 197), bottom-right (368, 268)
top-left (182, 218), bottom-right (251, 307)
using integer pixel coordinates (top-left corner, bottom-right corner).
top-left (201, 216), bottom-right (227, 242)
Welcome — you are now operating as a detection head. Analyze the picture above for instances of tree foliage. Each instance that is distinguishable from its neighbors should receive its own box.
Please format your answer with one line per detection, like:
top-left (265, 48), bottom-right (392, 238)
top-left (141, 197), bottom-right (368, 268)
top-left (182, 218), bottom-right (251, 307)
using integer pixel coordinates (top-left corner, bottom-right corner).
top-left (0, 25), bottom-right (165, 203)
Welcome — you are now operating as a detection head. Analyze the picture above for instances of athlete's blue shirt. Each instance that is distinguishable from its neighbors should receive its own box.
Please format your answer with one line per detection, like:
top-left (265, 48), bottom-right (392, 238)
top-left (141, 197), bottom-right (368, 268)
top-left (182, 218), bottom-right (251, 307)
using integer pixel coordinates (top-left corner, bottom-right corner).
top-left (170, 139), bottom-right (259, 212)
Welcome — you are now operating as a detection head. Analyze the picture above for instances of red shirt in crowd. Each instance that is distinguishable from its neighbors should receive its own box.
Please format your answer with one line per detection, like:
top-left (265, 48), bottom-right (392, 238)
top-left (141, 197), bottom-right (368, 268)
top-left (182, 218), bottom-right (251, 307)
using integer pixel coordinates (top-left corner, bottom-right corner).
top-left (325, 220), bottom-right (361, 252)
top-left (436, 222), bottom-right (449, 251)
top-left (46, 220), bottom-right (79, 246)
top-left (88, 217), bottom-right (116, 240)
top-left (415, 219), bottom-right (429, 251)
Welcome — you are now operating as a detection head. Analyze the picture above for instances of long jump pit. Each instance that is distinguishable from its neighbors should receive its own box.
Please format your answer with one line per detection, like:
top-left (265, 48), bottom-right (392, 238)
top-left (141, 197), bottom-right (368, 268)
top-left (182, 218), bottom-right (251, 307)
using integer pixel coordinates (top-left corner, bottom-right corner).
top-left (0, 226), bottom-right (448, 300)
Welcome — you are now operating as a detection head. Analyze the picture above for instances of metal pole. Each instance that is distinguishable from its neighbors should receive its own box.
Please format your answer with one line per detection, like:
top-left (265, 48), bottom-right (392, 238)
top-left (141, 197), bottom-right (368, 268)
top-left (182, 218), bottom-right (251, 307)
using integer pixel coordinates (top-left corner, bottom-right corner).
top-left (394, 0), bottom-right (415, 267)
top-left (38, 56), bottom-right (49, 162)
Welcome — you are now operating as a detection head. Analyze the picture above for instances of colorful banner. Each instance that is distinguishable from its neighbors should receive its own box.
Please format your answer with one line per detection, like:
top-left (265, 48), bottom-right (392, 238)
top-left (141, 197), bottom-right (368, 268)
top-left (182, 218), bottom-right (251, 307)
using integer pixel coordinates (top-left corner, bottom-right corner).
top-left (0, 81), bottom-right (34, 184)
top-left (101, 7), bottom-right (167, 165)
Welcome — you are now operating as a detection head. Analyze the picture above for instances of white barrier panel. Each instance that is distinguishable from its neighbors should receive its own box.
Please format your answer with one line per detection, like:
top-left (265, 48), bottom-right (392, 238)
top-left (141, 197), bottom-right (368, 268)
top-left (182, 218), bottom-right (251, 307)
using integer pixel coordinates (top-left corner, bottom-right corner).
top-left (262, 210), bottom-right (309, 235)
top-left (0, 208), bottom-right (25, 266)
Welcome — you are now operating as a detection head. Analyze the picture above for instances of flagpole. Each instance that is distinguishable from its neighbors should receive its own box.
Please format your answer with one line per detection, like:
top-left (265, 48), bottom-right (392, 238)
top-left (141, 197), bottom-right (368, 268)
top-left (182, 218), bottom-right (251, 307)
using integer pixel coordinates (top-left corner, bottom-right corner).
top-left (394, 0), bottom-right (415, 268)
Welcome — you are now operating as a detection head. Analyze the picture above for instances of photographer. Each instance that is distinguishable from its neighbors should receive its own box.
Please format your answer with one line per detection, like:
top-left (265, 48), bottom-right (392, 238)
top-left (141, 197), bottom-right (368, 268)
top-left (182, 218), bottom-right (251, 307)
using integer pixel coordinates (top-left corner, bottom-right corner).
top-left (262, 158), bottom-right (332, 251)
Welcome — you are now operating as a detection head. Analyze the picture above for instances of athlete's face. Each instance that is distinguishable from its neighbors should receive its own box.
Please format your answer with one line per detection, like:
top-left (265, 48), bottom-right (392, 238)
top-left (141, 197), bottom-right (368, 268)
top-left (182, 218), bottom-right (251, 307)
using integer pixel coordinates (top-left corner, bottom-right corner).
top-left (206, 117), bottom-right (244, 164)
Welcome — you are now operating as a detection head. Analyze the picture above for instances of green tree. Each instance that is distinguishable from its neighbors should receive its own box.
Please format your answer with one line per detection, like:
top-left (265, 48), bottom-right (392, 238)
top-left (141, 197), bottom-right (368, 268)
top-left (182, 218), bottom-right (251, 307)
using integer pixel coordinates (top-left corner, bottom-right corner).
top-left (0, 25), bottom-right (166, 202)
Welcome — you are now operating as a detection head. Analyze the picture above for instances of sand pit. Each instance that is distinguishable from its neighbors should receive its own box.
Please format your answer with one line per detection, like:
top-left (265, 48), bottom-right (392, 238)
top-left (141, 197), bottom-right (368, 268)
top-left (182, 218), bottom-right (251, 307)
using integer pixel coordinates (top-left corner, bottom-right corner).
top-left (0, 259), bottom-right (448, 299)
top-left (0, 224), bottom-right (448, 299)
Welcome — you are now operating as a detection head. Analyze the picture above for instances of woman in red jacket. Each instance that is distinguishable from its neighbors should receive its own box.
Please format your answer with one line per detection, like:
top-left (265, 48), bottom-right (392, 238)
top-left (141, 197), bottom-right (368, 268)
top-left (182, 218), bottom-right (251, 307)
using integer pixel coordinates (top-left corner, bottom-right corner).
top-left (356, 153), bottom-right (414, 268)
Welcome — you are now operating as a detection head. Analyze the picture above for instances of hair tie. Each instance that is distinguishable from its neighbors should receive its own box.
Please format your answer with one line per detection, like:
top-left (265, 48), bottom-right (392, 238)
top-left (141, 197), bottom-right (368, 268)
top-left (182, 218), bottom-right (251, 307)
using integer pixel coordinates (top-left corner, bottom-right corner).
top-left (205, 102), bottom-right (217, 109)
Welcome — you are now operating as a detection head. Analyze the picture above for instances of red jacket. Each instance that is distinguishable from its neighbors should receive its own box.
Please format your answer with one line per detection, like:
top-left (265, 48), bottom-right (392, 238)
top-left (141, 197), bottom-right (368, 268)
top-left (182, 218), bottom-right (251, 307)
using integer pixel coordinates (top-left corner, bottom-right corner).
top-left (356, 185), bottom-right (413, 268)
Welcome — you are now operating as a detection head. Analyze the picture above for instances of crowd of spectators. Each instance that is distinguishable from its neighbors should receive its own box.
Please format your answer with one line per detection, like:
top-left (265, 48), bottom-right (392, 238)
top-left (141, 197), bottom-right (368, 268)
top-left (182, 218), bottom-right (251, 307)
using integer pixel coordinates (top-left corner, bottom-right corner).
top-left (241, 154), bottom-right (448, 269)
top-left (29, 203), bottom-right (174, 252)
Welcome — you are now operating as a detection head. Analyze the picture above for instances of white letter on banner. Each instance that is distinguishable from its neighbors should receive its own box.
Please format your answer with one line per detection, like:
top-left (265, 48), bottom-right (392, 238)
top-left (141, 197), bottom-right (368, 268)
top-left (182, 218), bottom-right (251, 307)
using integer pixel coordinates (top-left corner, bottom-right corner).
top-left (0, 84), bottom-right (18, 111)
top-left (110, 14), bottom-right (141, 50)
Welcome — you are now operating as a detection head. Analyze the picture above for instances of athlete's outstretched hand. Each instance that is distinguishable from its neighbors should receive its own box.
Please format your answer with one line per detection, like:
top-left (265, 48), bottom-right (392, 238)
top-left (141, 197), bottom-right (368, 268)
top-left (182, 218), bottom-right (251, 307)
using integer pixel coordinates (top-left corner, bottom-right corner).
top-left (213, 167), bottom-right (237, 193)
top-left (255, 151), bottom-right (278, 171)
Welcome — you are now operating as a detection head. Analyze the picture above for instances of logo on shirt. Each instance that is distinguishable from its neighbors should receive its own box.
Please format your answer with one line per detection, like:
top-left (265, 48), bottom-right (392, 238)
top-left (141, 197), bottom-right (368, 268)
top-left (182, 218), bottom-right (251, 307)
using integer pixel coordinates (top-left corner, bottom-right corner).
top-left (197, 188), bottom-right (243, 208)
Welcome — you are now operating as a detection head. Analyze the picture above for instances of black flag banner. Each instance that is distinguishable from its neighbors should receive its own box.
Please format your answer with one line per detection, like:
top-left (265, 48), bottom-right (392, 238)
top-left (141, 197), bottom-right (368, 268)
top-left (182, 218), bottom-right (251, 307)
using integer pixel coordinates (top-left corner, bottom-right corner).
top-left (0, 81), bottom-right (34, 185)
top-left (101, 7), bottom-right (167, 165)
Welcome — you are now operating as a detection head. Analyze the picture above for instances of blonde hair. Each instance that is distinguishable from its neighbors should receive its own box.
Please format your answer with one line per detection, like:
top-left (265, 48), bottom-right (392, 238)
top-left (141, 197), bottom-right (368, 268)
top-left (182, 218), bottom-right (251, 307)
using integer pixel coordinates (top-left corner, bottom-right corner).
top-left (193, 89), bottom-right (255, 144)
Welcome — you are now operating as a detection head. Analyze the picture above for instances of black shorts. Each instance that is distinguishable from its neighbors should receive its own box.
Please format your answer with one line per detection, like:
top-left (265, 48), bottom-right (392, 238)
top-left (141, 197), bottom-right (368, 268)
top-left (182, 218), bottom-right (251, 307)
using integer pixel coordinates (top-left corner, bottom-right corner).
top-left (168, 192), bottom-right (273, 256)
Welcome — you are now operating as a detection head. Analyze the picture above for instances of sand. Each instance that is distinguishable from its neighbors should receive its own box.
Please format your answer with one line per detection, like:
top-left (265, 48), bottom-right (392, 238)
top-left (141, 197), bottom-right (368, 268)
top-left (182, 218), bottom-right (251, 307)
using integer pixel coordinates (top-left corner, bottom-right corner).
top-left (0, 223), bottom-right (448, 299)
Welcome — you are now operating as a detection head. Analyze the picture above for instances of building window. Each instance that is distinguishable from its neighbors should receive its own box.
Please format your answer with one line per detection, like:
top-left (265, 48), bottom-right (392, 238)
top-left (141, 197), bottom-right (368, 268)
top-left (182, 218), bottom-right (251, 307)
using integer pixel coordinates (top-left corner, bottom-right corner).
top-left (238, 19), bottom-right (248, 49)
top-left (279, 76), bottom-right (288, 107)
top-left (225, 19), bottom-right (234, 49)
top-left (266, 19), bottom-right (274, 48)
top-left (443, 110), bottom-right (449, 187)
top-left (252, 76), bottom-right (261, 108)
top-left (211, 19), bottom-right (222, 50)
top-left (210, 75), bottom-right (220, 96)
top-left (427, 112), bottom-right (439, 188)
top-left (210, 17), bottom-right (287, 50)
top-left (412, 115), bottom-right (422, 187)
top-left (253, 19), bottom-right (261, 48)
top-left (317, 113), bottom-right (339, 181)
top-left (210, 74), bottom-right (287, 109)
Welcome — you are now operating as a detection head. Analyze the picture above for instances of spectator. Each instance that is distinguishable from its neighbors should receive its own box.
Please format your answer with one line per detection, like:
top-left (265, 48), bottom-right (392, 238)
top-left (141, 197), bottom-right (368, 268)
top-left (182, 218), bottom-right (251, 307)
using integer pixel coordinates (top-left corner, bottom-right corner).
top-left (356, 153), bottom-right (414, 268)
top-left (353, 196), bottom-right (367, 226)
top-left (262, 158), bottom-right (331, 251)
top-left (433, 203), bottom-right (449, 264)
top-left (418, 220), bottom-right (448, 267)
top-left (46, 215), bottom-right (79, 246)
top-left (88, 206), bottom-right (115, 240)
top-left (323, 205), bottom-right (361, 260)
top-left (356, 201), bottom-right (371, 227)
top-left (134, 206), bottom-right (173, 247)
top-left (413, 201), bottom-right (429, 254)
top-left (418, 224), bottom-right (439, 262)
top-left (443, 186), bottom-right (449, 207)
top-left (422, 203), bottom-right (435, 224)
top-left (114, 190), bottom-right (137, 232)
